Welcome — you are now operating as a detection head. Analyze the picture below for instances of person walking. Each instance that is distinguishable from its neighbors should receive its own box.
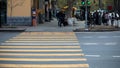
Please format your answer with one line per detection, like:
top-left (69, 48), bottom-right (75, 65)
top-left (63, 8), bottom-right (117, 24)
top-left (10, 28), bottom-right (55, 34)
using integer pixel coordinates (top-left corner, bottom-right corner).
top-left (102, 12), bottom-right (106, 25)
top-left (115, 12), bottom-right (119, 27)
top-left (105, 12), bottom-right (109, 26)
top-left (111, 12), bottom-right (115, 26)
top-left (93, 11), bottom-right (99, 25)
top-left (56, 11), bottom-right (65, 27)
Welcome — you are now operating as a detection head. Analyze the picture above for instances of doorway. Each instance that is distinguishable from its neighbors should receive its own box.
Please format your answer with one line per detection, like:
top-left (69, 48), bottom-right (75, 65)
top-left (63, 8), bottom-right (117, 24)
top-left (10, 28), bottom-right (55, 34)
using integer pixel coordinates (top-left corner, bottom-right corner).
top-left (0, 0), bottom-right (7, 27)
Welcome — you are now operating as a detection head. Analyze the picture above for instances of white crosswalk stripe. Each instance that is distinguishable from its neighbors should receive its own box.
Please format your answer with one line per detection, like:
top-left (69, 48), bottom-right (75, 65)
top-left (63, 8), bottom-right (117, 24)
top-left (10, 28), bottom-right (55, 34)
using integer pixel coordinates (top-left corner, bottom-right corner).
top-left (0, 32), bottom-right (89, 68)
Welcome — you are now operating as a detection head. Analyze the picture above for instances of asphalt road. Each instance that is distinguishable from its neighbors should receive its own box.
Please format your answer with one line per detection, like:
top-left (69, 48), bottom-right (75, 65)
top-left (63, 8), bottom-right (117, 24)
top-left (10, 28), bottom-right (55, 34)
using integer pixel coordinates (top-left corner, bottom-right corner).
top-left (76, 31), bottom-right (120, 68)
top-left (0, 31), bottom-right (120, 68)
top-left (0, 32), bottom-right (88, 68)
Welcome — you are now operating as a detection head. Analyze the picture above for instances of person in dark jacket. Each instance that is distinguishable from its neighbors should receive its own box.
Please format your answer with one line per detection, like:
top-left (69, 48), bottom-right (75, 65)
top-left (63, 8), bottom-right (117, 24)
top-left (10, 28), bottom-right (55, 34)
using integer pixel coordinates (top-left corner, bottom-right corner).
top-left (56, 11), bottom-right (65, 27)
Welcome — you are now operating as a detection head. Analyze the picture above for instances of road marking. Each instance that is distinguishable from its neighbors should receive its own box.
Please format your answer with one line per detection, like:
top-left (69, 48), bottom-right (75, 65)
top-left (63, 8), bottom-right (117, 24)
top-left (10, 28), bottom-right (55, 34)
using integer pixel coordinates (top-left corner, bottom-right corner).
top-left (0, 46), bottom-right (80, 48)
top-left (82, 43), bottom-right (98, 45)
top-left (13, 37), bottom-right (76, 38)
top-left (85, 55), bottom-right (101, 57)
top-left (0, 32), bottom-right (89, 67)
top-left (16, 35), bottom-right (76, 37)
top-left (112, 56), bottom-right (120, 58)
top-left (82, 36), bottom-right (93, 38)
top-left (0, 64), bottom-right (89, 68)
top-left (0, 53), bottom-right (84, 56)
top-left (0, 58), bottom-right (87, 61)
top-left (5, 41), bottom-right (79, 43)
top-left (9, 39), bottom-right (78, 41)
top-left (113, 36), bottom-right (120, 38)
top-left (98, 36), bottom-right (109, 38)
top-left (0, 49), bottom-right (82, 52)
top-left (1, 43), bottom-right (80, 45)
top-left (104, 42), bottom-right (117, 46)
top-left (20, 32), bottom-right (75, 35)
top-left (13, 37), bottom-right (77, 39)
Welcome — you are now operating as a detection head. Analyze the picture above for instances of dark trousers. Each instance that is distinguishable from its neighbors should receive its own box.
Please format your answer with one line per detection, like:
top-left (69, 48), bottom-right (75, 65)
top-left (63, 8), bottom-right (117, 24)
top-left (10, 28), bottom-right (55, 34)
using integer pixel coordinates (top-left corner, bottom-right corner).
top-left (58, 19), bottom-right (64, 27)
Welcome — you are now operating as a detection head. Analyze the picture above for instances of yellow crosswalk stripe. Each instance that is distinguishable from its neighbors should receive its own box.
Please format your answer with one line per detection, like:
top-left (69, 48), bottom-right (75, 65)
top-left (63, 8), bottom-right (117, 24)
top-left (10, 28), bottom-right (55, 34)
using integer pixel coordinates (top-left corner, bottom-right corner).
top-left (0, 49), bottom-right (82, 52)
top-left (0, 53), bottom-right (84, 56)
top-left (5, 41), bottom-right (79, 43)
top-left (13, 36), bottom-right (76, 39)
top-left (0, 58), bottom-right (87, 61)
top-left (0, 32), bottom-right (89, 68)
top-left (0, 64), bottom-right (89, 68)
top-left (18, 35), bottom-right (76, 38)
top-left (0, 46), bottom-right (80, 48)
top-left (13, 37), bottom-right (77, 39)
top-left (20, 32), bottom-right (75, 35)
top-left (9, 39), bottom-right (78, 41)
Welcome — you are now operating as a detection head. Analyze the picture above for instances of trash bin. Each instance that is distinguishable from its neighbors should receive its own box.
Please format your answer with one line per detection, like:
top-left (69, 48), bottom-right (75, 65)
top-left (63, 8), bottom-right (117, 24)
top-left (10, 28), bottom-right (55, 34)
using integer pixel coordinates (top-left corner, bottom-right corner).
top-left (32, 8), bottom-right (37, 26)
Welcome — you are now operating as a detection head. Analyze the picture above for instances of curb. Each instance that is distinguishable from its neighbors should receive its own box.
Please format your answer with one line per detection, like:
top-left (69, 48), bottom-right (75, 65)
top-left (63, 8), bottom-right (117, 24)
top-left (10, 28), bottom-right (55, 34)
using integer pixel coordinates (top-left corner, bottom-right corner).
top-left (0, 28), bottom-right (26, 32)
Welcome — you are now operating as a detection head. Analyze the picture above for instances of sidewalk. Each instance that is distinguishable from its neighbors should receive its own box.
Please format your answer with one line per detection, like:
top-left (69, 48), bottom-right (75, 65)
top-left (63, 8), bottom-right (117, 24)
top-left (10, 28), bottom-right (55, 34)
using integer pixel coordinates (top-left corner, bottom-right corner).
top-left (74, 20), bottom-right (120, 32)
top-left (0, 26), bottom-right (27, 32)
top-left (26, 18), bottom-right (85, 32)
top-left (1, 18), bottom-right (120, 32)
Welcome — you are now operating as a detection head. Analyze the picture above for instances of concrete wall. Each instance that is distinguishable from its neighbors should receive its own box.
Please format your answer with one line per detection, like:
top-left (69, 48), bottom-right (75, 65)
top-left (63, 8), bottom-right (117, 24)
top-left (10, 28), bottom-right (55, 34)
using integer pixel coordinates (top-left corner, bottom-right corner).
top-left (7, 0), bottom-right (32, 26)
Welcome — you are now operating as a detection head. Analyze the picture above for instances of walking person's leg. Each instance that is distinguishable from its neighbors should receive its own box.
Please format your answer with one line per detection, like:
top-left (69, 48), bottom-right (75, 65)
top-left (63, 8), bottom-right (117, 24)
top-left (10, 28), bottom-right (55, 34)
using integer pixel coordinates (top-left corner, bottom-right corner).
top-left (58, 19), bottom-right (61, 27)
top-left (111, 20), bottom-right (114, 26)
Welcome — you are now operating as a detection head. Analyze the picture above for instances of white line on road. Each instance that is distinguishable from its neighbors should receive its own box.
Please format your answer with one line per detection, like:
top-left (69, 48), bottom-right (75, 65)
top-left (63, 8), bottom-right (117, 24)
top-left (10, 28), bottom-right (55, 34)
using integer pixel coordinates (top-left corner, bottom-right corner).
top-left (112, 56), bottom-right (120, 58)
top-left (82, 36), bottom-right (93, 38)
top-left (104, 42), bottom-right (117, 46)
top-left (85, 55), bottom-right (101, 57)
top-left (113, 36), bottom-right (120, 38)
top-left (82, 43), bottom-right (98, 45)
top-left (98, 36), bottom-right (109, 38)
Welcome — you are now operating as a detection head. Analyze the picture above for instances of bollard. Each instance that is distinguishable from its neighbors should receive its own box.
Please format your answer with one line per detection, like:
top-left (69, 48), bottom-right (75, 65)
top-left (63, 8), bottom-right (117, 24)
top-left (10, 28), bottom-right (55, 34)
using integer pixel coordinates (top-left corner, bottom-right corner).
top-left (32, 19), bottom-right (37, 26)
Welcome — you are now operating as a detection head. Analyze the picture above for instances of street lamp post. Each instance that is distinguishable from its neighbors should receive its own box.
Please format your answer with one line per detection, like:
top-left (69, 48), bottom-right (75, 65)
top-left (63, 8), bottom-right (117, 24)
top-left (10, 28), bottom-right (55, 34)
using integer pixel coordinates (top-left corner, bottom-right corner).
top-left (85, 0), bottom-right (88, 30)
top-left (85, 0), bottom-right (90, 30)
top-left (99, 0), bottom-right (102, 25)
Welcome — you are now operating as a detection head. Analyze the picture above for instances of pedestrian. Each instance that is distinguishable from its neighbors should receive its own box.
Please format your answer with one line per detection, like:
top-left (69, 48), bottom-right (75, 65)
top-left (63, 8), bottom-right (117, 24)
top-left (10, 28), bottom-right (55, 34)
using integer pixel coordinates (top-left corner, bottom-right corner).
top-left (108, 12), bottom-right (112, 26)
top-left (105, 12), bottom-right (109, 26)
top-left (93, 11), bottom-right (99, 25)
top-left (114, 12), bottom-right (119, 27)
top-left (56, 11), bottom-right (66, 27)
top-left (111, 12), bottom-right (115, 26)
top-left (102, 12), bottom-right (106, 25)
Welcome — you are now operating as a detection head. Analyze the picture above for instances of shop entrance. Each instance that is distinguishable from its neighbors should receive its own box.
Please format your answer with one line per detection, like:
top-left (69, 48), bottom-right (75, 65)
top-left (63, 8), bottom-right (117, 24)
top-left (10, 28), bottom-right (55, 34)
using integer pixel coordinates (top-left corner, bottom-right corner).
top-left (0, 0), bottom-right (7, 27)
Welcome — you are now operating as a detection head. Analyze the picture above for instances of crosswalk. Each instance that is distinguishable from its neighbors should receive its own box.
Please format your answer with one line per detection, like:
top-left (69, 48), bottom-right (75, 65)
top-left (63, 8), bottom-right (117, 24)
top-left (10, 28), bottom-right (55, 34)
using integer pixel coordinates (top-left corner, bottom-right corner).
top-left (0, 32), bottom-right (89, 68)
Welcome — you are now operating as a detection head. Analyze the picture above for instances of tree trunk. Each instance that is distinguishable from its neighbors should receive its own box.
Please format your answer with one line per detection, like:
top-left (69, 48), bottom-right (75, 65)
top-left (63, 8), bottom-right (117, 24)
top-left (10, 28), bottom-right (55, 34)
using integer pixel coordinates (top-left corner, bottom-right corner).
top-left (66, 0), bottom-right (76, 18)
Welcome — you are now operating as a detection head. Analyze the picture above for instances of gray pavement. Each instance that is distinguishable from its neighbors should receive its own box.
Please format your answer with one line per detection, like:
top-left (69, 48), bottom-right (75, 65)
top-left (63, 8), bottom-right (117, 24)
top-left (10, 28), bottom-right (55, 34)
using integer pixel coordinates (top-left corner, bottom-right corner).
top-left (76, 32), bottom-right (120, 68)
top-left (26, 18), bottom-right (85, 32)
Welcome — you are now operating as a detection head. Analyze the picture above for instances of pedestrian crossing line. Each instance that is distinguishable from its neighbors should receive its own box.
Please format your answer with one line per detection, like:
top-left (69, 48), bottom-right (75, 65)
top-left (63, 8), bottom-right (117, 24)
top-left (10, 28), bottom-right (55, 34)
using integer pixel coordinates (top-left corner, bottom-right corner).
top-left (9, 39), bottom-right (78, 41)
top-left (17, 35), bottom-right (76, 38)
top-left (5, 41), bottom-right (79, 43)
top-left (0, 58), bottom-right (87, 61)
top-left (1, 43), bottom-right (80, 46)
top-left (0, 49), bottom-right (82, 52)
top-left (0, 53), bottom-right (84, 56)
top-left (18, 35), bottom-right (76, 38)
top-left (20, 32), bottom-right (75, 35)
top-left (13, 37), bottom-right (77, 39)
top-left (12, 37), bottom-right (77, 39)
top-left (0, 64), bottom-right (89, 68)
top-left (0, 46), bottom-right (80, 49)
top-left (0, 32), bottom-right (89, 68)
top-left (16, 35), bottom-right (76, 37)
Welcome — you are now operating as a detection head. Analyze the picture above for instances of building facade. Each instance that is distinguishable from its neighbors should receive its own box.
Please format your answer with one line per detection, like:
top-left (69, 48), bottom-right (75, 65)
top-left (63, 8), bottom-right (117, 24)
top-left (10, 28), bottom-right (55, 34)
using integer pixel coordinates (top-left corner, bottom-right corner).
top-left (7, 0), bottom-right (32, 26)
top-left (0, 0), bottom-right (48, 26)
